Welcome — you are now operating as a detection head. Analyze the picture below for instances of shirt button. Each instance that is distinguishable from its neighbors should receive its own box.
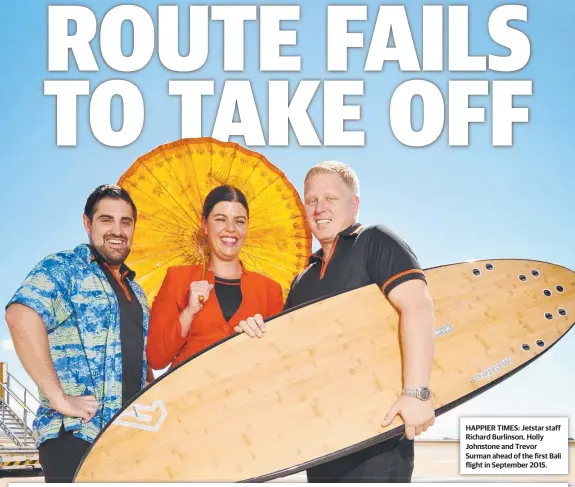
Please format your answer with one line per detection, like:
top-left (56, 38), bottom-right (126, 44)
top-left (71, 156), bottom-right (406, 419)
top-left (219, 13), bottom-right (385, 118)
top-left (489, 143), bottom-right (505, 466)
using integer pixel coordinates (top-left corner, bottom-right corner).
top-left (223, 325), bottom-right (229, 331)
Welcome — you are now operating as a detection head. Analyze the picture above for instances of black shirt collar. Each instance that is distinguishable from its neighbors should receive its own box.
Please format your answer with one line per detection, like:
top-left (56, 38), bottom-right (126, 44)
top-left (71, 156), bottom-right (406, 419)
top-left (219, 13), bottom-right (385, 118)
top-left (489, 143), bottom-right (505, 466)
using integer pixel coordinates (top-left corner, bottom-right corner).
top-left (308, 222), bottom-right (363, 264)
top-left (89, 245), bottom-right (136, 281)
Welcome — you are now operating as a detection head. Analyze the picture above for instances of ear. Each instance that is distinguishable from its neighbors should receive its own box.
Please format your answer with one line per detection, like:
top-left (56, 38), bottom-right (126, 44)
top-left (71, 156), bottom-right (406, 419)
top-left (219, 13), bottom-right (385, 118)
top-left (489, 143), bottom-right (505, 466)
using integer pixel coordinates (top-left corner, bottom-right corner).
top-left (352, 195), bottom-right (360, 217)
top-left (201, 216), bottom-right (208, 235)
top-left (82, 214), bottom-right (91, 234)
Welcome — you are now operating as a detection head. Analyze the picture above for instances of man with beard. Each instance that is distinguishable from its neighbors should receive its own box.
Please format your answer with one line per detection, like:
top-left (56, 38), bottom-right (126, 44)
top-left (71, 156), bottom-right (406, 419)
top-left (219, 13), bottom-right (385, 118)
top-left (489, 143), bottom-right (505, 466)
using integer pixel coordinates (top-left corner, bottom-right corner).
top-left (4, 184), bottom-right (151, 483)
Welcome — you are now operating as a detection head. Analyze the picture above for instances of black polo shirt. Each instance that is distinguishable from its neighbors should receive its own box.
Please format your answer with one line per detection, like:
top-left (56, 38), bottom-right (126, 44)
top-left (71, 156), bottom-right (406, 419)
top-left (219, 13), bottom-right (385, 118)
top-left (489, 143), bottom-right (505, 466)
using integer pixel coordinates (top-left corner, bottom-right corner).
top-left (94, 254), bottom-right (144, 406)
top-left (283, 222), bottom-right (426, 481)
top-left (284, 222), bottom-right (426, 309)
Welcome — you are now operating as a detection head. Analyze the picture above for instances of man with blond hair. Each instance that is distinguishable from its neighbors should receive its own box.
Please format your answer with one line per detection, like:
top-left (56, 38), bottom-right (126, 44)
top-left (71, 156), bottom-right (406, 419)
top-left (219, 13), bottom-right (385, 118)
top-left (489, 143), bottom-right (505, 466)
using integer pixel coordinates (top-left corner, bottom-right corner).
top-left (236, 161), bottom-right (436, 482)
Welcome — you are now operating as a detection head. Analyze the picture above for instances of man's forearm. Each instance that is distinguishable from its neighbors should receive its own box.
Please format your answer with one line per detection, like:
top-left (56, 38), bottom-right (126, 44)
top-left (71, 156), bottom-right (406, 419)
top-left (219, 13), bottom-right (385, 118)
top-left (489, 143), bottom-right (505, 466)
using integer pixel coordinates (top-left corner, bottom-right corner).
top-left (398, 301), bottom-right (435, 389)
top-left (5, 304), bottom-right (65, 403)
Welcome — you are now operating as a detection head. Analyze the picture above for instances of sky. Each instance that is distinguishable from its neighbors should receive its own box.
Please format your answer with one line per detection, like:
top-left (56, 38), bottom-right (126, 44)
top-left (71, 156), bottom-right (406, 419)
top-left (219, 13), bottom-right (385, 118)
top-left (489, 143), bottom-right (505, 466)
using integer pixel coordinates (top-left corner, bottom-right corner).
top-left (0, 0), bottom-right (574, 440)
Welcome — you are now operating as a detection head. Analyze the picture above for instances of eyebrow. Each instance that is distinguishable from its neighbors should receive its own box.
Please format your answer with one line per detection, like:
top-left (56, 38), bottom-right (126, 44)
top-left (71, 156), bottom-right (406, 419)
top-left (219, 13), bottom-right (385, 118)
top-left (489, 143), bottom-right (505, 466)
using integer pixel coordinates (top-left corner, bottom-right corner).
top-left (213, 214), bottom-right (246, 219)
top-left (97, 214), bottom-right (134, 222)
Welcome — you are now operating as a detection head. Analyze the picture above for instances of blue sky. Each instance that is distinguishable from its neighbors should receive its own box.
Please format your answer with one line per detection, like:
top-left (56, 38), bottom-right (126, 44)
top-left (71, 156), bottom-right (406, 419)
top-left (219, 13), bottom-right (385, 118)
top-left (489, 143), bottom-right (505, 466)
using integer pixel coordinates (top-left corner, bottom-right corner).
top-left (1, 0), bottom-right (574, 440)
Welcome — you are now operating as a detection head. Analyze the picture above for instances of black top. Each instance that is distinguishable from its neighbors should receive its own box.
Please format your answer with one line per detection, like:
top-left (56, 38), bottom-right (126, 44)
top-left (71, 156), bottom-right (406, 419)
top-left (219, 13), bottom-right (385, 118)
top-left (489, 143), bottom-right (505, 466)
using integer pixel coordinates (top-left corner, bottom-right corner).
top-left (214, 277), bottom-right (242, 321)
top-left (283, 222), bottom-right (426, 480)
top-left (97, 258), bottom-right (144, 406)
top-left (284, 222), bottom-right (426, 310)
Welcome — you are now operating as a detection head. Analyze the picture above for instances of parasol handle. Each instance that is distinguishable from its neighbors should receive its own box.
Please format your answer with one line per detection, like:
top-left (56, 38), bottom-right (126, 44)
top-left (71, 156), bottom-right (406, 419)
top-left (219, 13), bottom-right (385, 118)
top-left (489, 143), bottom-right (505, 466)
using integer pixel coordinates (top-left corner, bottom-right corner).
top-left (199, 255), bottom-right (207, 304)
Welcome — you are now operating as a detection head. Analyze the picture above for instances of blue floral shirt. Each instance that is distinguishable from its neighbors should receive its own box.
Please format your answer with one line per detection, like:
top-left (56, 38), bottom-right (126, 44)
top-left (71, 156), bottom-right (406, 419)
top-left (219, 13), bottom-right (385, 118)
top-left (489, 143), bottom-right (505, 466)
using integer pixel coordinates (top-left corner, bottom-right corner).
top-left (6, 244), bottom-right (149, 447)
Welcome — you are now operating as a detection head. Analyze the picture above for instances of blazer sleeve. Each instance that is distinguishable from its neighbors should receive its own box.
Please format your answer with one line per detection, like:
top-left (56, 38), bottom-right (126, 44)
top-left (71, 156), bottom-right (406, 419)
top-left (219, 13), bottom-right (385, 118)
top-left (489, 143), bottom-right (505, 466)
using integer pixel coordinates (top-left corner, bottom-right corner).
top-left (146, 268), bottom-right (188, 370)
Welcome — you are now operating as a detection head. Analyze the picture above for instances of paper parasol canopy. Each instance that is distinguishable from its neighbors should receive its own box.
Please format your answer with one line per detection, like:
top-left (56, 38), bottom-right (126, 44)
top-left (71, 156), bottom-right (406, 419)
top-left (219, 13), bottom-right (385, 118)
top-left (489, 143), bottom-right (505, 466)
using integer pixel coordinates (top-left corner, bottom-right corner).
top-left (118, 137), bottom-right (313, 303)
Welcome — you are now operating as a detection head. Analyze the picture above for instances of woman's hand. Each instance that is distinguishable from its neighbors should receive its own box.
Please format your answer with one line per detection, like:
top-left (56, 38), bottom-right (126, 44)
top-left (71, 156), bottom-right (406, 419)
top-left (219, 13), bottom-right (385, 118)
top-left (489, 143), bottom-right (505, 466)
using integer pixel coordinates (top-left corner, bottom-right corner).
top-left (187, 280), bottom-right (213, 315)
top-left (234, 314), bottom-right (266, 337)
top-left (178, 280), bottom-right (213, 339)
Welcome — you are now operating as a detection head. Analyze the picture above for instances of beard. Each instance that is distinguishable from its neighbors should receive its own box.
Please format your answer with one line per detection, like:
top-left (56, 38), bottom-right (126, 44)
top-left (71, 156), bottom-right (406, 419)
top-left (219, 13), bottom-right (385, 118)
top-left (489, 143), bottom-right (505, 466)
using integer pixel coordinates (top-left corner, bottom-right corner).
top-left (91, 234), bottom-right (131, 266)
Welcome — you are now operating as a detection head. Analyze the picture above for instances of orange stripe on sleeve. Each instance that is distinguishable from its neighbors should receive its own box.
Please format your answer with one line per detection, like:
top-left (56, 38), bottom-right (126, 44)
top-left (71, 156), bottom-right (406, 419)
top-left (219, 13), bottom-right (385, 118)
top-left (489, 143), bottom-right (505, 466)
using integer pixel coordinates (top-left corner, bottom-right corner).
top-left (381, 269), bottom-right (426, 293)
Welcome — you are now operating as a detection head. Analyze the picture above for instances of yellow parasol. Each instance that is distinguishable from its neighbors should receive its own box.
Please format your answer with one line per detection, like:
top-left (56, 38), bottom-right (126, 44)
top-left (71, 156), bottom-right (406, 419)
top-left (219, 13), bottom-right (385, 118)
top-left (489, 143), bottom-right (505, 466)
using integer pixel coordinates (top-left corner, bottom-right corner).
top-left (117, 137), bottom-right (313, 304)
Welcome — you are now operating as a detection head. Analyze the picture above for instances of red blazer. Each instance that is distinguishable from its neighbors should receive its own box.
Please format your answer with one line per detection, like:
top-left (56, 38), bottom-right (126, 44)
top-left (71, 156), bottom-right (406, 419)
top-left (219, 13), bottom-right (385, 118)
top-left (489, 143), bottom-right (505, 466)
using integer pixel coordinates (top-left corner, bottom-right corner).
top-left (146, 263), bottom-right (285, 370)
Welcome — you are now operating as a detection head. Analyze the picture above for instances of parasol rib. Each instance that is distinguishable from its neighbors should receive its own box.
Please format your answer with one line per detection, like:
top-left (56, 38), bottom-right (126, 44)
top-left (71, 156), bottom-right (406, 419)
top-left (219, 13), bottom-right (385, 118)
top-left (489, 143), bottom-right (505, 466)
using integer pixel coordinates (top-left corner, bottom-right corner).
top-left (139, 159), bottom-right (200, 225)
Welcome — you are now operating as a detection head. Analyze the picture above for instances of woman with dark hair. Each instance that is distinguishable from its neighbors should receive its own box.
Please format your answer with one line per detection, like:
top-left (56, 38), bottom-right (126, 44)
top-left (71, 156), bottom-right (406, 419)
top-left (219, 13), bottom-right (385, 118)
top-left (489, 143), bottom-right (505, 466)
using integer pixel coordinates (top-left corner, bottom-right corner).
top-left (146, 185), bottom-right (284, 371)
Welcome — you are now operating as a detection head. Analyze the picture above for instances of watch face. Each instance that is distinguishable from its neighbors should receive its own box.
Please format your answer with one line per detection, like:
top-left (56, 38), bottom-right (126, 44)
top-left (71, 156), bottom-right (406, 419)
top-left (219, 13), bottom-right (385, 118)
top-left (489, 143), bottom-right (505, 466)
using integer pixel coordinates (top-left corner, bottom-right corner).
top-left (419, 387), bottom-right (431, 400)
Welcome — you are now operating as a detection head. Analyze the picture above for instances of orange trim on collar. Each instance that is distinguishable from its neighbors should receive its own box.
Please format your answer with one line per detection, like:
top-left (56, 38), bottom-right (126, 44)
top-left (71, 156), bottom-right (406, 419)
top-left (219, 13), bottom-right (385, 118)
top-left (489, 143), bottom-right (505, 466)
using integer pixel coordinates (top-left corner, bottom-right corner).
top-left (350, 224), bottom-right (363, 235)
top-left (89, 246), bottom-right (136, 281)
top-left (339, 222), bottom-right (363, 237)
top-left (320, 235), bottom-right (340, 279)
top-left (102, 261), bottom-right (133, 303)
top-left (308, 224), bottom-right (362, 265)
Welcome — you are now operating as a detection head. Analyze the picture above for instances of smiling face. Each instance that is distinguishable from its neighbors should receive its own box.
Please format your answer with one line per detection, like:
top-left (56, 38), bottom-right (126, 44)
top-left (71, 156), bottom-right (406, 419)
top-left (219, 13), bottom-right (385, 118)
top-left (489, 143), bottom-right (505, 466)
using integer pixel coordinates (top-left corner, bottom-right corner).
top-left (202, 201), bottom-right (248, 262)
top-left (304, 172), bottom-right (359, 248)
top-left (83, 197), bottom-right (136, 266)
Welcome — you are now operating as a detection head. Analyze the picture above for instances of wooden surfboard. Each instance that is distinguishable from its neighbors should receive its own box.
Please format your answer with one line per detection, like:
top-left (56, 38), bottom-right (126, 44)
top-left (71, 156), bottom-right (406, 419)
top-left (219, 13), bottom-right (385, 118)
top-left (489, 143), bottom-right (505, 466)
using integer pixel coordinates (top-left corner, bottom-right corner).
top-left (73, 259), bottom-right (574, 483)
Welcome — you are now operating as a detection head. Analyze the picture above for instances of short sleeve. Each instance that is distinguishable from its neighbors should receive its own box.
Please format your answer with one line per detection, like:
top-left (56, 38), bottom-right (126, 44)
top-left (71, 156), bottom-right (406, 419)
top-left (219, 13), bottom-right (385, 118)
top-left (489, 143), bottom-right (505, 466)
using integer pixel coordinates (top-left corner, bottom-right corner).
top-left (364, 225), bottom-right (426, 297)
top-left (5, 256), bottom-right (72, 332)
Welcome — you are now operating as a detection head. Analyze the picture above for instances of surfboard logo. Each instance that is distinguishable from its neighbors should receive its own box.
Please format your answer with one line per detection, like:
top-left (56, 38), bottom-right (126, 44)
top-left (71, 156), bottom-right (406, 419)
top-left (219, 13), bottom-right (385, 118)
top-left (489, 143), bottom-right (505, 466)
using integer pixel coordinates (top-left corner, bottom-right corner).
top-left (113, 400), bottom-right (168, 432)
top-left (435, 324), bottom-right (453, 336)
top-left (471, 357), bottom-right (512, 383)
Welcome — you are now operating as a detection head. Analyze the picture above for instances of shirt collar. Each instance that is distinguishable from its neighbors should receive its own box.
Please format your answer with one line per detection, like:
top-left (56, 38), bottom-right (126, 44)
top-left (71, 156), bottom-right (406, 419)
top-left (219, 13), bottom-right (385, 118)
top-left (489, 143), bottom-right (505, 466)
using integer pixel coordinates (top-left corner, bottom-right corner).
top-left (339, 222), bottom-right (364, 238)
top-left (83, 244), bottom-right (136, 281)
top-left (205, 258), bottom-right (249, 276)
top-left (308, 222), bottom-right (363, 264)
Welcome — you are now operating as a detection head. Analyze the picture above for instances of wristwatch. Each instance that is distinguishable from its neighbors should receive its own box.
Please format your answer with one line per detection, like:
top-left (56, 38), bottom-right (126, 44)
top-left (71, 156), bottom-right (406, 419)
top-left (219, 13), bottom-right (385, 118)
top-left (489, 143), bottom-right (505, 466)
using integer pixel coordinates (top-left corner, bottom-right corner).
top-left (402, 386), bottom-right (431, 401)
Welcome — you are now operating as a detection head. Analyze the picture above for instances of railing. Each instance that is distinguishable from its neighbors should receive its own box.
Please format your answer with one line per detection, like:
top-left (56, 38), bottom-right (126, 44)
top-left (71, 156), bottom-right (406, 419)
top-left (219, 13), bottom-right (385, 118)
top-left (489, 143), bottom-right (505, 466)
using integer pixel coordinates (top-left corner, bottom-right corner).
top-left (2, 370), bottom-right (39, 431)
top-left (0, 368), bottom-right (38, 448)
top-left (0, 406), bottom-right (24, 447)
top-left (7, 371), bottom-right (40, 403)
top-left (1, 382), bottom-right (36, 425)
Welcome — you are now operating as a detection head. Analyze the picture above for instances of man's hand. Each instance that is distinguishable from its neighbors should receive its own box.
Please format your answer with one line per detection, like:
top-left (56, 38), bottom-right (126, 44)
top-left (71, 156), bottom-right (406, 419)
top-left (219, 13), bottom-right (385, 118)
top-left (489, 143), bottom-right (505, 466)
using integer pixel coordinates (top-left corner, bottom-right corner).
top-left (49, 393), bottom-right (99, 424)
top-left (381, 395), bottom-right (435, 440)
top-left (234, 314), bottom-right (266, 337)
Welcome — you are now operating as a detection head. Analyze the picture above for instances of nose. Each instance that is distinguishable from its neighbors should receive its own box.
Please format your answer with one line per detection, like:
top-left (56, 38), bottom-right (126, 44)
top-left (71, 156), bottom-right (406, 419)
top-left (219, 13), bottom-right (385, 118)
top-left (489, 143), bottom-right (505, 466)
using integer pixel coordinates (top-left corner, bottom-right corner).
top-left (315, 198), bottom-right (328, 214)
top-left (110, 221), bottom-right (124, 236)
top-left (224, 220), bottom-right (237, 232)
